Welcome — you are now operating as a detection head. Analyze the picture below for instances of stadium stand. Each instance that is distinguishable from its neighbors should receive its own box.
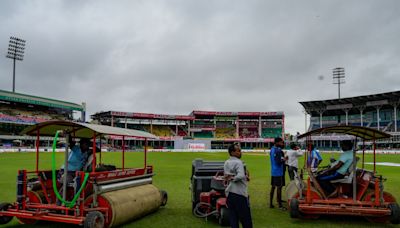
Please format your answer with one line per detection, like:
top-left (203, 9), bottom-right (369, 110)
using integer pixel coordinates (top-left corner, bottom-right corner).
top-left (261, 128), bottom-right (282, 138)
top-left (91, 110), bottom-right (284, 149)
top-left (176, 126), bottom-right (188, 137)
top-left (151, 125), bottom-right (174, 137)
top-left (0, 89), bottom-right (85, 148)
top-left (215, 127), bottom-right (236, 138)
top-left (239, 128), bottom-right (258, 138)
top-left (300, 90), bottom-right (400, 149)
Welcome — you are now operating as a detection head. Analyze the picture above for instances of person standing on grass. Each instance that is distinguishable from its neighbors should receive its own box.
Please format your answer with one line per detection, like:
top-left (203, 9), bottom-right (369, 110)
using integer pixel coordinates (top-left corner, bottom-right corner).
top-left (224, 143), bottom-right (253, 228)
top-left (308, 144), bottom-right (323, 173)
top-left (287, 143), bottom-right (304, 181)
top-left (269, 137), bottom-right (287, 210)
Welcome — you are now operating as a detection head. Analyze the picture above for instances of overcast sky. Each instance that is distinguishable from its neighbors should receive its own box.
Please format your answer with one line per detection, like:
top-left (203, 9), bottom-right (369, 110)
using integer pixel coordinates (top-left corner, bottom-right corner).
top-left (1, 0), bottom-right (400, 134)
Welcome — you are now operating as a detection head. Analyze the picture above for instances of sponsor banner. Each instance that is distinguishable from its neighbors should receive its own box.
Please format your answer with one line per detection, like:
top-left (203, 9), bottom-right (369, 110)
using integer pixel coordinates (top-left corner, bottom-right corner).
top-left (259, 112), bottom-right (284, 116)
top-left (297, 135), bottom-right (355, 141)
top-left (111, 111), bottom-right (194, 120)
top-left (192, 111), bottom-right (240, 116)
top-left (192, 111), bottom-right (284, 117)
top-left (192, 111), bottom-right (218, 116)
top-left (159, 136), bottom-right (183, 140)
top-left (154, 114), bottom-right (193, 120)
top-left (214, 138), bottom-right (274, 143)
top-left (326, 104), bottom-right (353, 110)
top-left (188, 143), bottom-right (206, 150)
top-left (366, 100), bottom-right (388, 106)
top-left (108, 135), bottom-right (145, 140)
top-left (216, 112), bottom-right (238, 116)
top-left (108, 135), bottom-right (182, 140)
top-left (111, 111), bottom-right (134, 117)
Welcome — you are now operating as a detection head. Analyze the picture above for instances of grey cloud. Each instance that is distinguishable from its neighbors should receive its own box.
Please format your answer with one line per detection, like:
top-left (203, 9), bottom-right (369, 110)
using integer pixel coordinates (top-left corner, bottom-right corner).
top-left (1, 0), bottom-right (400, 134)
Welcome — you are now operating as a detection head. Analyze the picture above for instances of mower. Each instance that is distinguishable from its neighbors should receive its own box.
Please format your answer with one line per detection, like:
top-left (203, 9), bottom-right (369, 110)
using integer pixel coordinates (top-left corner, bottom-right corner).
top-left (0, 120), bottom-right (168, 227)
top-left (191, 159), bottom-right (230, 226)
top-left (287, 125), bottom-right (400, 224)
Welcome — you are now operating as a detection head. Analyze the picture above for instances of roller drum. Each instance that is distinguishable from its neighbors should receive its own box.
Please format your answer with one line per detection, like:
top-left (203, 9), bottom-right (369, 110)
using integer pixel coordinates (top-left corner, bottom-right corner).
top-left (286, 180), bottom-right (308, 200)
top-left (286, 181), bottom-right (299, 200)
top-left (101, 184), bottom-right (163, 227)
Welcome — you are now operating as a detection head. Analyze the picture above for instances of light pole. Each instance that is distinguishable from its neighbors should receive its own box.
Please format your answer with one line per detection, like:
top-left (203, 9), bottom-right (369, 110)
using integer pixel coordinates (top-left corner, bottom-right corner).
top-left (303, 109), bottom-right (308, 133)
top-left (333, 67), bottom-right (345, 99)
top-left (6, 36), bottom-right (26, 93)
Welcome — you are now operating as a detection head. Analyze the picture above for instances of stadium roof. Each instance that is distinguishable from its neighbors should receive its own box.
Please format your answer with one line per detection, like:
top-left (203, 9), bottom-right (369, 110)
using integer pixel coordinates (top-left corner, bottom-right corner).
top-left (21, 120), bottom-right (157, 139)
top-left (297, 125), bottom-right (391, 140)
top-left (92, 111), bottom-right (195, 120)
top-left (300, 90), bottom-right (400, 116)
top-left (0, 89), bottom-right (84, 111)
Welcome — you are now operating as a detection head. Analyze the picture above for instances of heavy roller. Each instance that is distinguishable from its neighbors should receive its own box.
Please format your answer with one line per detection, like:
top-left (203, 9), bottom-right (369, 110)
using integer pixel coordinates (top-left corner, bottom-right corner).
top-left (0, 120), bottom-right (168, 227)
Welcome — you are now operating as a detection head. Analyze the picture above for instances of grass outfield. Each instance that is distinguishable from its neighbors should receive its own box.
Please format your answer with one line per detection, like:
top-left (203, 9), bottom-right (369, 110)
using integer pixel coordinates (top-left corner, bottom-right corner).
top-left (0, 151), bottom-right (399, 228)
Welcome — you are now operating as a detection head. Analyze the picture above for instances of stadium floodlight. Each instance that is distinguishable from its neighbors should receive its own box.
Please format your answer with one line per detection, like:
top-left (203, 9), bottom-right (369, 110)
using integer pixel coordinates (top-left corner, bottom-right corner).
top-left (6, 36), bottom-right (26, 93)
top-left (333, 67), bottom-right (345, 99)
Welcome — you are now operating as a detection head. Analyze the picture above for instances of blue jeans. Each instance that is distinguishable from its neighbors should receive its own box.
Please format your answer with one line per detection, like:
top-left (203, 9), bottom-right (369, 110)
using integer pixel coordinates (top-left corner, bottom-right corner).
top-left (317, 172), bottom-right (344, 194)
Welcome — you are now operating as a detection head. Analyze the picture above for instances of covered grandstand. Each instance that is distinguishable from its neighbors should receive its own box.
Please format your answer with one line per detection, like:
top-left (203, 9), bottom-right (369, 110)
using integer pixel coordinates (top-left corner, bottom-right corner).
top-left (91, 111), bottom-right (193, 149)
top-left (300, 90), bottom-right (400, 149)
top-left (91, 110), bottom-right (285, 149)
top-left (0, 89), bottom-right (85, 148)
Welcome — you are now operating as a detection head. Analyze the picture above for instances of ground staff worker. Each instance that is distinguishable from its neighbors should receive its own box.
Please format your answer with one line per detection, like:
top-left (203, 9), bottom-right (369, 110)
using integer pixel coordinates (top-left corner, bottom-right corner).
top-left (224, 143), bottom-right (253, 228)
top-left (269, 137), bottom-right (287, 210)
top-left (287, 143), bottom-right (304, 181)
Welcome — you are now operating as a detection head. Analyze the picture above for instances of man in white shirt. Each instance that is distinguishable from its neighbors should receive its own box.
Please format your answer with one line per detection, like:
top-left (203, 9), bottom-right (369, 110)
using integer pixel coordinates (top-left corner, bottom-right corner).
top-left (287, 143), bottom-right (304, 181)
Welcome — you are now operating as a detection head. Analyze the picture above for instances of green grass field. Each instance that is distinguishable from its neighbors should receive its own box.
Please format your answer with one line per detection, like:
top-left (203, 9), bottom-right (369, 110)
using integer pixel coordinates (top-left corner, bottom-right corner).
top-left (0, 151), bottom-right (399, 228)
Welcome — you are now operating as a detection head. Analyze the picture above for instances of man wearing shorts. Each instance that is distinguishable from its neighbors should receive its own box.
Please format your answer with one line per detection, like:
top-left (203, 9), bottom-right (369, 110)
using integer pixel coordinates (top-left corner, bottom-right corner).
top-left (269, 137), bottom-right (286, 210)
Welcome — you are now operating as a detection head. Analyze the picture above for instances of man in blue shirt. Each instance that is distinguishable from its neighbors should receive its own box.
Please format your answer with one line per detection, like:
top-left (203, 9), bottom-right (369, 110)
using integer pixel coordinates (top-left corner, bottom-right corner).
top-left (308, 145), bottom-right (322, 173)
top-left (59, 138), bottom-right (90, 183)
top-left (68, 138), bottom-right (90, 171)
top-left (317, 140), bottom-right (354, 196)
top-left (66, 138), bottom-right (90, 171)
top-left (269, 137), bottom-right (286, 210)
top-left (57, 138), bottom-right (90, 205)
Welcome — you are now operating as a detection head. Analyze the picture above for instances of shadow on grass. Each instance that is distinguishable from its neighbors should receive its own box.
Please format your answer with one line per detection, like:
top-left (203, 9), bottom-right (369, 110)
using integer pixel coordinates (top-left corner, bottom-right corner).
top-left (290, 215), bottom-right (397, 227)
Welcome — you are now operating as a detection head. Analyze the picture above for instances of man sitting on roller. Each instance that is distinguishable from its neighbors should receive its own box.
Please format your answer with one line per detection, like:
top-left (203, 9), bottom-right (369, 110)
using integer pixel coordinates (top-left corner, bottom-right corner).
top-left (57, 138), bottom-right (90, 205)
top-left (59, 138), bottom-right (90, 182)
top-left (317, 140), bottom-right (354, 196)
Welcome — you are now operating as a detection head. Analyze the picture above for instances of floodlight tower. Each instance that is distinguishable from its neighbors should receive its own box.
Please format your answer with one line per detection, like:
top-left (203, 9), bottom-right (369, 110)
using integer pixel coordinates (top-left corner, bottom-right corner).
top-left (6, 36), bottom-right (26, 93)
top-left (333, 67), bottom-right (345, 99)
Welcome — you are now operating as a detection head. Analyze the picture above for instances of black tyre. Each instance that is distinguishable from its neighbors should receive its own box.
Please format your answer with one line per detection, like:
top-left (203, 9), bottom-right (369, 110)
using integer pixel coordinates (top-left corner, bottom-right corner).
top-left (84, 211), bottom-right (105, 228)
top-left (0, 203), bottom-right (13, 225)
top-left (389, 203), bottom-right (400, 224)
top-left (160, 190), bottom-right (168, 206)
top-left (218, 207), bottom-right (230, 226)
top-left (289, 198), bottom-right (300, 218)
